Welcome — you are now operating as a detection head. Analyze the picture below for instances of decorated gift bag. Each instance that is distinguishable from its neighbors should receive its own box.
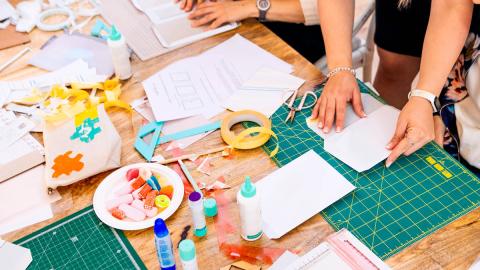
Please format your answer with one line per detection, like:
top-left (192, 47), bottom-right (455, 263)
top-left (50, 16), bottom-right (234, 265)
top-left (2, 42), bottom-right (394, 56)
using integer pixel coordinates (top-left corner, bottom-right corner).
top-left (44, 103), bottom-right (121, 189)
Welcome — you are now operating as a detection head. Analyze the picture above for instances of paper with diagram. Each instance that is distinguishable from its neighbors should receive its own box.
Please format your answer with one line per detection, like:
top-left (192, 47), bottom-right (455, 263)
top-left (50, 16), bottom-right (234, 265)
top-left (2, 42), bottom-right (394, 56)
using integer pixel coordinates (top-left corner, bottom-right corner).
top-left (143, 34), bottom-right (292, 121)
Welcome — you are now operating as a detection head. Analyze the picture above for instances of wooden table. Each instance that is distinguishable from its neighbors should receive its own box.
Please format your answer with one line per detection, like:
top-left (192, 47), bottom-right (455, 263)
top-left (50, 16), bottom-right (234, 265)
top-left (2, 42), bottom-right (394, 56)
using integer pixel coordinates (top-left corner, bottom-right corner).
top-left (1, 17), bottom-right (479, 270)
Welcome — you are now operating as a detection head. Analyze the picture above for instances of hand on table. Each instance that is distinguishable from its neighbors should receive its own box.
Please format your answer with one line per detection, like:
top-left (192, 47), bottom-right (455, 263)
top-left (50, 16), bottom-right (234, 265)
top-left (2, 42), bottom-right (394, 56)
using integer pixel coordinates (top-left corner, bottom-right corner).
top-left (188, 1), bottom-right (253, 30)
top-left (176, 0), bottom-right (203, 12)
top-left (311, 72), bottom-right (366, 133)
top-left (385, 97), bottom-right (435, 167)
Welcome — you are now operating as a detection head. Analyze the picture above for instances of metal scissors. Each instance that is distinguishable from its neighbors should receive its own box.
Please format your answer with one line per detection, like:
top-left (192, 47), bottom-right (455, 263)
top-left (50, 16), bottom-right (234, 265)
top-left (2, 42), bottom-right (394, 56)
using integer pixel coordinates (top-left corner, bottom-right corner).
top-left (283, 89), bottom-right (318, 123)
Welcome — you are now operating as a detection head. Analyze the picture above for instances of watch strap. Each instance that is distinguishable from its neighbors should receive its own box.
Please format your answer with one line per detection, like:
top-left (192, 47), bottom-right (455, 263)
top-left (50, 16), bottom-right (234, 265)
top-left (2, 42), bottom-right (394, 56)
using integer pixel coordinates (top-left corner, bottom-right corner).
top-left (408, 89), bottom-right (440, 113)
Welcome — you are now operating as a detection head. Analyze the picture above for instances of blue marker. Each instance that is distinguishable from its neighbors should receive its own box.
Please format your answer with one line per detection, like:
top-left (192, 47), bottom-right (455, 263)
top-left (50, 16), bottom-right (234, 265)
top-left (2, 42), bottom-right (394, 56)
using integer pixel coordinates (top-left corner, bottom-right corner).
top-left (154, 218), bottom-right (176, 270)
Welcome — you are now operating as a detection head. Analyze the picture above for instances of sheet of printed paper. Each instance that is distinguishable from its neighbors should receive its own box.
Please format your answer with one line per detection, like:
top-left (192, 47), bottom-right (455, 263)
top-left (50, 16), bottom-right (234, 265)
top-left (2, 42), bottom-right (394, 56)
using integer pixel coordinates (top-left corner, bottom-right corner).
top-left (257, 150), bottom-right (355, 239)
top-left (143, 34), bottom-right (292, 121)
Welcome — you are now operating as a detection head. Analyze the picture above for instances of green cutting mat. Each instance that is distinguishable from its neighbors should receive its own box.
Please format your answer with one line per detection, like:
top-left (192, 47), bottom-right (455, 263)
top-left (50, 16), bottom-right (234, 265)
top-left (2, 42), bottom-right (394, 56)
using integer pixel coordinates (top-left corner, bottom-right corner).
top-left (253, 81), bottom-right (480, 259)
top-left (15, 206), bottom-right (147, 270)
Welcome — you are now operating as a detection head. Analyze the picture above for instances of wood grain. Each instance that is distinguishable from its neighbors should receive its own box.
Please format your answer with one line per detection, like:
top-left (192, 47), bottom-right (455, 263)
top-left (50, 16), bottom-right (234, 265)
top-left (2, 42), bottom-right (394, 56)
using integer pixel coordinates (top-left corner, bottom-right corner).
top-left (1, 17), bottom-right (479, 270)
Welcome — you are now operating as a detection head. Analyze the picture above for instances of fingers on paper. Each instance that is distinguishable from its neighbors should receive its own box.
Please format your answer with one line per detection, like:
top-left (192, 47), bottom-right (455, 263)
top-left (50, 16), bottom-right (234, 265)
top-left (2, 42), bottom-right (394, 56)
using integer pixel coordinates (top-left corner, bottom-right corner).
top-left (352, 88), bottom-right (366, 118)
top-left (317, 96), bottom-right (327, 129)
top-left (323, 98), bottom-right (336, 133)
top-left (311, 96), bottom-right (321, 120)
top-left (335, 97), bottom-right (346, 132)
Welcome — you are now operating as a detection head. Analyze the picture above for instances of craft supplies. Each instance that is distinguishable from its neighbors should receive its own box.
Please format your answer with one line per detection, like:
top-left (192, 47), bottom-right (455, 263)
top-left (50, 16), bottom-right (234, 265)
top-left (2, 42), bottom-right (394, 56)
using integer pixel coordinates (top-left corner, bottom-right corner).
top-left (188, 191), bottom-right (207, 237)
top-left (93, 163), bottom-right (184, 230)
top-left (179, 160), bottom-right (201, 193)
top-left (283, 90), bottom-right (317, 123)
top-left (255, 80), bottom-right (480, 259)
top-left (0, 47), bottom-right (31, 73)
top-left (15, 206), bottom-right (147, 270)
top-left (107, 25), bottom-right (132, 80)
top-left (154, 218), bottom-right (176, 270)
top-left (15, 1), bottom-right (41, 33)
top-left (179, 239), bottom-right (198, 270)
top-left (203, 198), bottom-right (218, 217)
top-left (285, 229), bottom-right (390, 270)
top-left (91, 19), bottom-right (111, 39)
top-left (157, 146), bottom-right (227, 165)
top-left (237, 176), bottom-right (263, 241)
top-left (220, 110), bottom-right (279, 157)
top-left (36, 7), bottom-right (75, 32)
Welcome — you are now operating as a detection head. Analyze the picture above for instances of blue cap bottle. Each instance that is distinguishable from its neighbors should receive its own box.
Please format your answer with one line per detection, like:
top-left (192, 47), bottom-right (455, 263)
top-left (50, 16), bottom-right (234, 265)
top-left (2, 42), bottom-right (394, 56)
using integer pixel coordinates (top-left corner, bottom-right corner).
top-left (154, 218), bottom-right (176, 270)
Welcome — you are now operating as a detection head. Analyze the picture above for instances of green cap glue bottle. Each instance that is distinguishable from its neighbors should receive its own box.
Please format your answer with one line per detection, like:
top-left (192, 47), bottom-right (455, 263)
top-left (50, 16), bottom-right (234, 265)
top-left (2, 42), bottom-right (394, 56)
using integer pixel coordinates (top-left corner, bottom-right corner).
top-left (236, 176), bottom-right (263, 241)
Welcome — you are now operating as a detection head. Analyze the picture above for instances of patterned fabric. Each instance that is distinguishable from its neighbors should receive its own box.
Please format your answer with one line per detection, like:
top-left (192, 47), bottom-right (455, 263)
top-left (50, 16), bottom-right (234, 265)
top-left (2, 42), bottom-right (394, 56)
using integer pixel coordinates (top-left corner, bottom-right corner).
top-left (439, 6), bottom-right (480, 176)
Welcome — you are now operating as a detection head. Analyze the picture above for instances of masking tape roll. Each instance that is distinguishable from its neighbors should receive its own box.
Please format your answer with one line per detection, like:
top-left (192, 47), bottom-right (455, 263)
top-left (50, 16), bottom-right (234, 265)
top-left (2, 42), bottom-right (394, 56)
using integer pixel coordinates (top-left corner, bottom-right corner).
top-left (220, 110), bottom-right (278, 157)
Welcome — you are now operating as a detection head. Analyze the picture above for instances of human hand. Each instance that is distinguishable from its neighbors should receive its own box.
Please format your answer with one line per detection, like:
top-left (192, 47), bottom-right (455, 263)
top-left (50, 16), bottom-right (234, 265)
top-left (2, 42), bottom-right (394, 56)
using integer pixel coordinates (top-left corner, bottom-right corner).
top-left (311, 72), bottom-right (365, 133)
top-left (176, 0), bottom-right (203, 12)
top-left (385, 97), bottom-right (435, 167)
top-left (188, 1), bottom-right (254, 29)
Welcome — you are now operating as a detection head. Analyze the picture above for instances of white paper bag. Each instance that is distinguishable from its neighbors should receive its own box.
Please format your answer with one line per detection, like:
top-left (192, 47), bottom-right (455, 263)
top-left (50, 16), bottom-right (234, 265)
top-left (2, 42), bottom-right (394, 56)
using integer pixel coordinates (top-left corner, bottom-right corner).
top-left (44, 104), bottom-right (121, 189)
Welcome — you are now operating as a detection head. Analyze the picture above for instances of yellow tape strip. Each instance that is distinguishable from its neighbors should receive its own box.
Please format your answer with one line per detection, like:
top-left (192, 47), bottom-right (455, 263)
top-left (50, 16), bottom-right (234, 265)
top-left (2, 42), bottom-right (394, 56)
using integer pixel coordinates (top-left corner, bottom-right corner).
top-left (220, 110), bottom-right (279, 156)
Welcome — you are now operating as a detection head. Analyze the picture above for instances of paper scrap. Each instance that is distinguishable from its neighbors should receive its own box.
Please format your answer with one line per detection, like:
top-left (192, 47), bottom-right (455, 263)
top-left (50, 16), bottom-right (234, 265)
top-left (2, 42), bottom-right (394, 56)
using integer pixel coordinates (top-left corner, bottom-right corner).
top-left (0, 239), bottom-right (32, 270)
top-left (269, 251), bottom-right (299, 270)
top-left (257, 150), bottom-right (355, 239)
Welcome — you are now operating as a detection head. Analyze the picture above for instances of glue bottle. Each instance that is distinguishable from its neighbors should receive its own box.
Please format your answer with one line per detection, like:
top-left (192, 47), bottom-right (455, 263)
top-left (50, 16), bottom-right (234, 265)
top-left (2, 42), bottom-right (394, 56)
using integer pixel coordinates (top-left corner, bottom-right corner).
top-left (107, 25), bottom-right (132, 80)
top-left (154, 218), bottom-right (176, 270)
top-left (179, 239), bottom-right (199, 270)
top-left (237, 176), bottom-right (263, 241)
top-left (188, 191), bottom-right (207, 237)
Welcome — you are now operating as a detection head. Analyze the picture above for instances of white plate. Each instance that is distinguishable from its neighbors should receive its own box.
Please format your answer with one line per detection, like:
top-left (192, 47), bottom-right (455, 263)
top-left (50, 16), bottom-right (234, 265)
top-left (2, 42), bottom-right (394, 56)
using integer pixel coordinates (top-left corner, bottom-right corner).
top-left (93, 163), bottom-right (184, 230)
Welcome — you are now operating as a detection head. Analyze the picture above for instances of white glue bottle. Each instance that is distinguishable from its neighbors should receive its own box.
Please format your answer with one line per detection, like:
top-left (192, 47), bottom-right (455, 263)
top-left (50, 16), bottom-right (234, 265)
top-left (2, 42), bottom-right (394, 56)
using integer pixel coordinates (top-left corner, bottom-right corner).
top-left (107, 25), bottom-right (132, 80)
top-left (179, 239), bottom-right (199, 270)
top-left (237, 176), bottom-right (263, 241)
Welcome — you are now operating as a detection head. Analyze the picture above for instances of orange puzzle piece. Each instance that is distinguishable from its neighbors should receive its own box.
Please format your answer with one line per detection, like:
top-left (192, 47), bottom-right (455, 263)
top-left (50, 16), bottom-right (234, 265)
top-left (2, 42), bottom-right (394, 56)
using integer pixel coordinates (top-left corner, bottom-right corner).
top-left (52, 151), bottom-right (85, 178)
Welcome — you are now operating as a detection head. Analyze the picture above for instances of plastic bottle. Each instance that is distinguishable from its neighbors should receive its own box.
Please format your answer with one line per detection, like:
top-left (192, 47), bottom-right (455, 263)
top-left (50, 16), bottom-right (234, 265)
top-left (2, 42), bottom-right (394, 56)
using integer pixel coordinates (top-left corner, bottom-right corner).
top-left (188, 191), bottom-right (207, 237)
top-left (179, 239), bottom-right (199, 270)
top-left (237, 176), bottom-right (263, 241)
top-left (107, 25), bottom-right (132, 80)
top-left (154, 218), bottom-right (176, 270)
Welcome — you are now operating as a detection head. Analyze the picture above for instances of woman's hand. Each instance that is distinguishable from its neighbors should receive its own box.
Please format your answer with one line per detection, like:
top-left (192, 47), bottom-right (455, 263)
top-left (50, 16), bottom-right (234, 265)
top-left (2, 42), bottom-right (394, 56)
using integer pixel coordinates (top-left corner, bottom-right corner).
top-left (433, 115), bottom-right (445, 146)
top-left (177, 0), bottom-right (203, 12)
top-left (385, 97), bottom-right (435, 167)
top-left (188, 1), bottom-right (255, 30)
top-left (311, 72), bottom-right (365, 133)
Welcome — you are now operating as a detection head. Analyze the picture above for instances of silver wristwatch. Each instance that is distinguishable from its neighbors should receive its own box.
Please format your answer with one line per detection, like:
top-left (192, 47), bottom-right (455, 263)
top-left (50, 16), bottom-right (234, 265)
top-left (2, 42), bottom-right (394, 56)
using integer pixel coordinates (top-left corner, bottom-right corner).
top-left (256, 0), bottom-right (271, 22)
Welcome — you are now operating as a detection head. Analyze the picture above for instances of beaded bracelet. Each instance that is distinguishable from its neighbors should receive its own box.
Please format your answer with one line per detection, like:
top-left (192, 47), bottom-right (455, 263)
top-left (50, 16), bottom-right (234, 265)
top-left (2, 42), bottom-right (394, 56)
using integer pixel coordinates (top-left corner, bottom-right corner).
top-left (327, 67), bottom-right (356, 78)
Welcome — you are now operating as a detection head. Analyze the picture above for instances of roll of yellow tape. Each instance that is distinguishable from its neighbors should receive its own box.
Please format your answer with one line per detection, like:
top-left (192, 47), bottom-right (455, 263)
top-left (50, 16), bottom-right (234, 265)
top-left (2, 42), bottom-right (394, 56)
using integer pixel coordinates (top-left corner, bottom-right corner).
top-left (220, 110), bottom-right (278, 157)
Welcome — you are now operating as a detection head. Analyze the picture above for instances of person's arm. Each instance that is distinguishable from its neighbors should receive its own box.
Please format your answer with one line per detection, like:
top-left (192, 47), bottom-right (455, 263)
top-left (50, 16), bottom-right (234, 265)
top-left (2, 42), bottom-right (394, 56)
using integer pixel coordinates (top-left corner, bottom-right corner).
top-left (386, 0), bottom-right (473, 167)
top-left (311, 0), bottom-right (365, 133)
top-left (188, 0), bottom-right (306, 29)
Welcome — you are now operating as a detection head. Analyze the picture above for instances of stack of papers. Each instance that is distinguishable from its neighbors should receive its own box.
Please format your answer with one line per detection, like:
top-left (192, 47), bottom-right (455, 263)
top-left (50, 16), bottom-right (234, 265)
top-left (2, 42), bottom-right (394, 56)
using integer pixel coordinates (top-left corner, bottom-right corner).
top-left (307, 95), bottom-right (400, 172)
top-left (223, 67), bottom-right (305, 117)
top-left (143, 34), bottom-right (294, 121)
top-left (257, 150), bottom-right (355, 239)
top-left (0, 60), bottom-right (108, 105)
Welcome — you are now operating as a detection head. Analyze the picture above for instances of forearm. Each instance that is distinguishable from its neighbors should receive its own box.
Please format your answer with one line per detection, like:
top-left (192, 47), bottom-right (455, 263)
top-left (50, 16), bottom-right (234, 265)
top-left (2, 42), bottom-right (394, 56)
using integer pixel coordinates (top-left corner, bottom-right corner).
top-left (416, 0), bottom-right (473, 96)
top-left (317, 0), bottom-right (354, 69)
top-left (245, 0), bottom-right (305, 23)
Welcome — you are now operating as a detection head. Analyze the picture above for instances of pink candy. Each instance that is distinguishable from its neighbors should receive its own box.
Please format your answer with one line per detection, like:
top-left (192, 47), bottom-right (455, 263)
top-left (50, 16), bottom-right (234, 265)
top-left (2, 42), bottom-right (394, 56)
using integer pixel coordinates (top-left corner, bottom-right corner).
top-left (131, 199), bottom-right (158, 217)
top-left (118, 203), bottom-right (146, 221)
top-left (106, 194), bottom-right (134, 210)
top-left (126, 168), bottom-right (139, 181)
top-left (114, 180), bottom-right (134, 196)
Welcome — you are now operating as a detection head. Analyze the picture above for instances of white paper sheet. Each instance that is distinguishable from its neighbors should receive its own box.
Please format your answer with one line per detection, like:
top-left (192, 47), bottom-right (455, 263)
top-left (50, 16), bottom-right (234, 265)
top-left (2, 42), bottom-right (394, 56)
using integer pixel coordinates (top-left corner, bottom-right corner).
top-left (257, 150), bottom-right (355, 239)
top-left (0, 165), bottom-right (51, 222)
top-left (143, 34), bottom-right (292, 121)
top-left (270, 251), bottom-right (300, 270)
top-left (0, 239), bottom-right (32, 270)
top-left (0, 204), bottom-right (52, 236)
top-left (223, 67), bottom-right (305, 117)
top-left (322, 105), bottom-right (400, 172)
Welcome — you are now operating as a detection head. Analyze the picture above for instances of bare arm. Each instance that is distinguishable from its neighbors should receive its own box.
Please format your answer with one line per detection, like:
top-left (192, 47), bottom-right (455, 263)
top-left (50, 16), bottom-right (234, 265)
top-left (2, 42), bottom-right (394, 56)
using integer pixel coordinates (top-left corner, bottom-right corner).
top-left (415, 0), bottom-right (473, 96)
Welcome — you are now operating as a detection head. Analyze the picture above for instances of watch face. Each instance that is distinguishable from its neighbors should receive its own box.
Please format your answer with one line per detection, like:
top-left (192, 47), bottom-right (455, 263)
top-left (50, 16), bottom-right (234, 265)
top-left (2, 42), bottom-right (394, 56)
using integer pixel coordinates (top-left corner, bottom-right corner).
top-left (257, 0), bottom-right (270, 11)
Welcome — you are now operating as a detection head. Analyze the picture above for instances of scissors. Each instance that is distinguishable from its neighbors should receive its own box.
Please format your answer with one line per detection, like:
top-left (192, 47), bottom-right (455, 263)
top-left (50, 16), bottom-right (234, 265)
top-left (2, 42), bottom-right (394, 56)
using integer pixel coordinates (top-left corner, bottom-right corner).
top-left (283, 89), bottom-right (318, 123)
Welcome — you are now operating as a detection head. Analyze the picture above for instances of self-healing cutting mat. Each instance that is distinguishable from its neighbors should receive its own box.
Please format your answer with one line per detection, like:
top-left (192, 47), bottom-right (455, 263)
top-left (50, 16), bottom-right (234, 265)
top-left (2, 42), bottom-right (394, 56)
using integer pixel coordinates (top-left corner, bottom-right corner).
top-left (15, 206), bottom-right (146, 270)
top-left (254, 81), bottom-right (480, 259)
